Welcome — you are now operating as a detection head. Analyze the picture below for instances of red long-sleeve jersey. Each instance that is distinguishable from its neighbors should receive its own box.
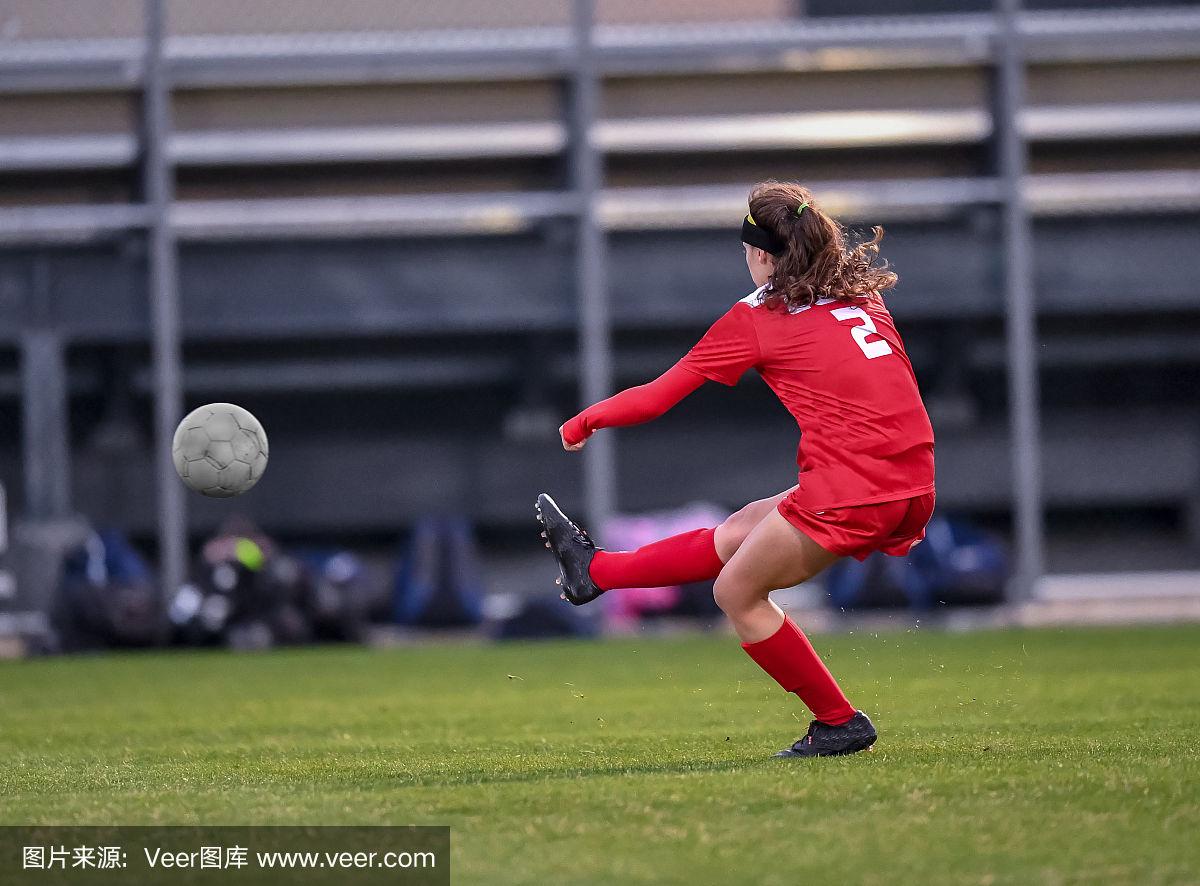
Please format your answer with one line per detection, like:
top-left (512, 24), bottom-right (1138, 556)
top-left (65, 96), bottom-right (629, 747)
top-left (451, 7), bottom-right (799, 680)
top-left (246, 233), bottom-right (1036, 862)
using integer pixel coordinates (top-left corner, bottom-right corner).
top-left (563, 286), bottom-right (935, 510)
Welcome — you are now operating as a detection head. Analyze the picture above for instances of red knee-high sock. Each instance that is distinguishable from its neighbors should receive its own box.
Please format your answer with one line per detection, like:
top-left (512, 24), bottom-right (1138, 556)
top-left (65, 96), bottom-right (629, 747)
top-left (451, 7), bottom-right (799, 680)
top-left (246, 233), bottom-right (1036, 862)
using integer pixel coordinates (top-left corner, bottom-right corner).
top-left (741, 617), bottom-right (856, 725)
top-left (589, 528), bottom-right (724, 591)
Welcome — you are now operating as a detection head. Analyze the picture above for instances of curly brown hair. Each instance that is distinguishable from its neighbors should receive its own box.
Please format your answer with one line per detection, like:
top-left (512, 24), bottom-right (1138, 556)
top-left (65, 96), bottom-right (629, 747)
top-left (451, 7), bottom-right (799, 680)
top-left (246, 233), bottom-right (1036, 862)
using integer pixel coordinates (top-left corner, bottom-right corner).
top-left (747, 180), bottom-right (897, 310)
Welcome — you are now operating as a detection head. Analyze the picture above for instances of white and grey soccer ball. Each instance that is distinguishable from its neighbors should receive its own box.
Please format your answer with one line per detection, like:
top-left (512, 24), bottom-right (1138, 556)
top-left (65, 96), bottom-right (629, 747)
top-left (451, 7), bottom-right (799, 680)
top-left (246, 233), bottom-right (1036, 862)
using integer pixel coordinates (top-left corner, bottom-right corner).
top-left (172, 403), bottom-right (269, 497)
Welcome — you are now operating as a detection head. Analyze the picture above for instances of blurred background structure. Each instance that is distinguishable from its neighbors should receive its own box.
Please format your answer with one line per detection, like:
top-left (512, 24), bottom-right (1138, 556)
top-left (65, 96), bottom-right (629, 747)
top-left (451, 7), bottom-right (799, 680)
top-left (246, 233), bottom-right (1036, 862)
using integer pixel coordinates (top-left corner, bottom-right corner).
top-left (1, 0), bottom-right (1199, 649)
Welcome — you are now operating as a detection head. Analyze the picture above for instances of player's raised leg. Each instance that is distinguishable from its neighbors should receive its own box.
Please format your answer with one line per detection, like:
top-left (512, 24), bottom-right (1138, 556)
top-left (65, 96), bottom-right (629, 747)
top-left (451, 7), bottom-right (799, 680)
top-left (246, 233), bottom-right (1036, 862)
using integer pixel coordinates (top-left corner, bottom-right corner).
top-left (588, 486), bottom-right (796, 590)
top-left (714, 509), bottom-right (877, 757)
top-left (712, 486), bottom-right (796, 562)
top-left (537, 488), bottom-right (794, 605)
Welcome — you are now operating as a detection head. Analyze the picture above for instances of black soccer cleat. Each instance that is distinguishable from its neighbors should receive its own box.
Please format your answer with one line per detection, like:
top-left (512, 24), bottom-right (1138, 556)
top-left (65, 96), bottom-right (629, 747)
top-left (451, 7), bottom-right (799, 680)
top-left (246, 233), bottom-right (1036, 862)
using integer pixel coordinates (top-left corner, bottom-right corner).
top-left (535, 493), bottom-right (604, 606)
top-left (774, 711), bottom-right (878, 758)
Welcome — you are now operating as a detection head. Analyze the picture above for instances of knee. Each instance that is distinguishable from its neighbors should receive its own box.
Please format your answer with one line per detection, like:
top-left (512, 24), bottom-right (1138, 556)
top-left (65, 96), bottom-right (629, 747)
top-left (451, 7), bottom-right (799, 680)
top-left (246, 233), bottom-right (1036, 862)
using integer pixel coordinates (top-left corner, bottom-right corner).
top-left (712, 573), bottom-right (748, 617)
top-left (724, 504), bottom-right (757, 543)
top-left (715, 507), bottom-right (754, 559)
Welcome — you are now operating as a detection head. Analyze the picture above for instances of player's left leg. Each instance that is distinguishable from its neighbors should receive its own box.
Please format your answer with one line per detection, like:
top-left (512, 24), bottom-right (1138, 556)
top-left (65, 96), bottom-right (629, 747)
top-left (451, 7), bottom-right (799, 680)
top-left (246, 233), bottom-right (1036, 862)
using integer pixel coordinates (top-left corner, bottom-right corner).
top-left (713, 509), bottom-right (877, 757)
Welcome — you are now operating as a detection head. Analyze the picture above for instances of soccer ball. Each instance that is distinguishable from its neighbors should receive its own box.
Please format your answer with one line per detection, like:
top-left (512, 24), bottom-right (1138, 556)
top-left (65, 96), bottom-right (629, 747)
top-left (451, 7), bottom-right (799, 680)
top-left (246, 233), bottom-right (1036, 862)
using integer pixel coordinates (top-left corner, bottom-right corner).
top-left (172, 403), bottom-right (269, 497)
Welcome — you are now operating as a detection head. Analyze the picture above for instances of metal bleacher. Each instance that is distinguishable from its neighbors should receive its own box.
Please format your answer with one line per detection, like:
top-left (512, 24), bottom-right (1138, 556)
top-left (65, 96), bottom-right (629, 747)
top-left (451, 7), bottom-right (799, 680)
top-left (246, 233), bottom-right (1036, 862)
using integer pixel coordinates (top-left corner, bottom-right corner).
top-left (0, 0), bottom-right (1198, 575)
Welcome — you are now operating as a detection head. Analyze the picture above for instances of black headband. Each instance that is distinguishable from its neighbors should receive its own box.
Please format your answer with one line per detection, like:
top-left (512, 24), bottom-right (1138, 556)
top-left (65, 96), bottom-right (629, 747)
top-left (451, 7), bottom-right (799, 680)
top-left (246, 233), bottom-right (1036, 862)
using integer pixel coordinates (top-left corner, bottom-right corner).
top-left (741, 213), bottom-right (786, 256)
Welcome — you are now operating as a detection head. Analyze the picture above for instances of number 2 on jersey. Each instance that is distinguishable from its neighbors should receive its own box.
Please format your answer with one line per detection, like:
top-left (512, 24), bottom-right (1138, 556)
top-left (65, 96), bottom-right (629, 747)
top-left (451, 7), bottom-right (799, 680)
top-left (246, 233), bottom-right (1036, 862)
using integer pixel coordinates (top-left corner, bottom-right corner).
top-left (831, 306), bottom-right (894, 360)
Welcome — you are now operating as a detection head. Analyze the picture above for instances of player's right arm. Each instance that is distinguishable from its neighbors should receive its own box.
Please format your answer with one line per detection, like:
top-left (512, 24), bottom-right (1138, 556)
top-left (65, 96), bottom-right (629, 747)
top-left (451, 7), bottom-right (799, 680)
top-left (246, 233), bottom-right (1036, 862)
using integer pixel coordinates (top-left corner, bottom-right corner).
top-left (559, 301), bottom-right (761, 451)
top-left (559, 363), bottom-right (706, 450)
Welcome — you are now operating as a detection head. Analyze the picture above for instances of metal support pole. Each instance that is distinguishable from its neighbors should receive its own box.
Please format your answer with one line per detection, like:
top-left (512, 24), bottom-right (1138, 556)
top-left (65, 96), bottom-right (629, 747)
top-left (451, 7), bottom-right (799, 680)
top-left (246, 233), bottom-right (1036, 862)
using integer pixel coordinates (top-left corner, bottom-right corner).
top-left (568, 0), bottom-right (616, 530)
top-left (143, 0), bottom-right (187, 598)
top-left (995, 0), bottom-right (1044, 598)
top-left (20, 330), bottom-right (71, 520)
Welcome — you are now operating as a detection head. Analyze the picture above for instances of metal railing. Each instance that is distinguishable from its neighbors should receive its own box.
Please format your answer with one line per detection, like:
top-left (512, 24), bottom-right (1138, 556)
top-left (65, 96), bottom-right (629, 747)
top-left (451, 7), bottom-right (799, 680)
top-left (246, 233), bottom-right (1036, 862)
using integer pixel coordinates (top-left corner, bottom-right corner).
top-left (8, 101), bottom-right (1200, 174)
top-left (4, 7), bottom-right (1200, 91)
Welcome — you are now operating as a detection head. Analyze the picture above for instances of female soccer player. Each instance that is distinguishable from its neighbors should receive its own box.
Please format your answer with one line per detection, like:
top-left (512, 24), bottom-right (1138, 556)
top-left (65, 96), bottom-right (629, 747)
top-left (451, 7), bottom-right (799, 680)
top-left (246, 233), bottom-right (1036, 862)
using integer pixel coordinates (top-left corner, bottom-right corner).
top-left (536, 180), bottom-right (935, 757)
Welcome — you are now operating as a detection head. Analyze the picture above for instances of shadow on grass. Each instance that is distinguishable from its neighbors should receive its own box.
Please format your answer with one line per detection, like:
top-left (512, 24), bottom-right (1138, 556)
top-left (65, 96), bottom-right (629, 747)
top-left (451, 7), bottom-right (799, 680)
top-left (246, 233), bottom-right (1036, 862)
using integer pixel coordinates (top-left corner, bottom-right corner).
top-left (389, 751), bottom-right (862, 789)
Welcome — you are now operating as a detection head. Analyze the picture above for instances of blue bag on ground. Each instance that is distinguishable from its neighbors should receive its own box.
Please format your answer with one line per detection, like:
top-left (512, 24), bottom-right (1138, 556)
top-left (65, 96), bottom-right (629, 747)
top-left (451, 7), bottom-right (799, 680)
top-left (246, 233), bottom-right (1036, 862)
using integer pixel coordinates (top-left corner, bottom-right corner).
top-left (393, 516), bottom-right (484, 627)
top-left (57, 528), bottom-right (160, 648)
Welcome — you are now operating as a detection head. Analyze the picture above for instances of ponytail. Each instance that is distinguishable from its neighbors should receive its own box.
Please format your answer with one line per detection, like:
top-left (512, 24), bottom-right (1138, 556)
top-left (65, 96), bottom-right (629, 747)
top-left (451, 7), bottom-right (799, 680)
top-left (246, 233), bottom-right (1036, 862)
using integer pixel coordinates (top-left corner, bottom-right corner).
top-left (746, 180), bottom-right (897, 310)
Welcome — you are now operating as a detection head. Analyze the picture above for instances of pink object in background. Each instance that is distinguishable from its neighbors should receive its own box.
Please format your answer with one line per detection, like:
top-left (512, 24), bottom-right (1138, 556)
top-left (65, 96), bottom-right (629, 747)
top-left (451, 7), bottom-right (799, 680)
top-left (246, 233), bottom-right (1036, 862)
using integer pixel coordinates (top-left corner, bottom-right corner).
top-left (600, 503), bottom-right (729, 632)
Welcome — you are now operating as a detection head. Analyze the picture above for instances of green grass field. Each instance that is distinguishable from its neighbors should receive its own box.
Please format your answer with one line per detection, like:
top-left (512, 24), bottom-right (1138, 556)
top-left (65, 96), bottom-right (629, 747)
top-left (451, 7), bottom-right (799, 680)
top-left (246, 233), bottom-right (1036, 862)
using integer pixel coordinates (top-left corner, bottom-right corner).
top-left (2, 624), bottom-right (1198, 884)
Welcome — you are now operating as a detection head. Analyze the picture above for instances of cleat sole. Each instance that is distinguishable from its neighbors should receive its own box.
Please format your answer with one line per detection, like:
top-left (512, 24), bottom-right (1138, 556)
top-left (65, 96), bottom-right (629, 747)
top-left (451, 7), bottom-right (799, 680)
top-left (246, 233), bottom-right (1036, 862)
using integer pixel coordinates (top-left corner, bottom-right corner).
top-left (536, 492), bottom-right (602, 606)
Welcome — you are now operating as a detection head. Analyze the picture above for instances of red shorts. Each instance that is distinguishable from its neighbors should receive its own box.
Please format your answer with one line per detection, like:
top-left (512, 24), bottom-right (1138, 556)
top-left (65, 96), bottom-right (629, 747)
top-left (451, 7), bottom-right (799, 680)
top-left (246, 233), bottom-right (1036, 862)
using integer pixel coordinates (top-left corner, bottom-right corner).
top-left (778, 491), bottom-right (936, 562)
